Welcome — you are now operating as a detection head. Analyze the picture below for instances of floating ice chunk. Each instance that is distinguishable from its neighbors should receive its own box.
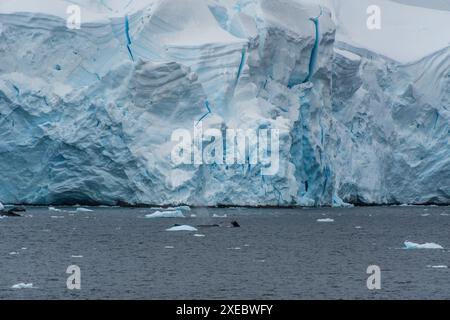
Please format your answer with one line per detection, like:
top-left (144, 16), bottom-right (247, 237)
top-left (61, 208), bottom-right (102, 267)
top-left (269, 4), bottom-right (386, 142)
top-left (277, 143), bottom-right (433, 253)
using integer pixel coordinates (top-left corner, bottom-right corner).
top-left (76, 208), bottom-right (93, 212)
top-left (48, 206), bottom-right (62, 212)
top-left (317, 218), bottom-right (334, 223)
top-left (51, 216), bottom-right (64, 219)
top-left (166, 225), bottom-right (197, 232)
top-left (190, 214), bottom-right (197, 217)
top-left (212, 213), bottom-right (227, 218)
top-left (145, 210), bottom-right (185, 219)
top-left (12, 283), bottom-right (33, 289)
top-left (228, 247), bottom-right (241, 250)
top-left (0, 201), bottom-right (4, 211)
top-left (9, 251), bottom-right (19, 255)
top-left (440, 213), bottom-right (450, 216)
top-left (427, 265), bottom-right (448, 269)
top-left (193, 234), bottom-right (205, 237)
top-left (165, 246), bottom-right (174, 249)
top-left (71, 255), bottom-right (83, 258)
top-left (404, 241), bottom-right (444, 249)
top-left (421, 214), bottom-right (430, 217)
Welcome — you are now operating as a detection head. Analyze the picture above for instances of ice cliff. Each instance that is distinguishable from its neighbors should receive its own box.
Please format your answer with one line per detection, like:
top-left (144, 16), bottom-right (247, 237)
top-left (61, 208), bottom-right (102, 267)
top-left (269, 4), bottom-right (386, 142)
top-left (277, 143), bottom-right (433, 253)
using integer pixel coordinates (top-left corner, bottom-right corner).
top-left (0, 0), bottom-right (448, 206)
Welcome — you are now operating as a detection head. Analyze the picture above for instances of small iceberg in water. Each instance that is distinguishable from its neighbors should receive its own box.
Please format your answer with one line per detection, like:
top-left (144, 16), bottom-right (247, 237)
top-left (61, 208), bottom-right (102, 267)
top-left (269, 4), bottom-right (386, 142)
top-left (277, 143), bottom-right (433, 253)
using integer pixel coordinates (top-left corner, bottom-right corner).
top-left (166, 225), bottom-right (197, 232)
top-left (76, 208), bottom-right (93, 212)
top-left (145, 210), bottom-right (185, 218)
top-left (404, 241), bottom-right (444, 249)
top-left (12, 283), bottom-right (34, 289)
top-left (213, 213), bottom-right (227, 218)
top-left (427, 265), bottom-right (448, 269)
top-left (317, 218), bottom-right (334, 223)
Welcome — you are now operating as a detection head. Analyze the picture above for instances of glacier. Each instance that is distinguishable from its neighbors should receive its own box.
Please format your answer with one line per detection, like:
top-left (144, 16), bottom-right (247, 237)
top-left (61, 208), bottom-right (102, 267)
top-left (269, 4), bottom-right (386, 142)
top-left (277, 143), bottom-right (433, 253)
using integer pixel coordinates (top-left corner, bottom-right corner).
top-left (0, 0), bottom-right (449, 206)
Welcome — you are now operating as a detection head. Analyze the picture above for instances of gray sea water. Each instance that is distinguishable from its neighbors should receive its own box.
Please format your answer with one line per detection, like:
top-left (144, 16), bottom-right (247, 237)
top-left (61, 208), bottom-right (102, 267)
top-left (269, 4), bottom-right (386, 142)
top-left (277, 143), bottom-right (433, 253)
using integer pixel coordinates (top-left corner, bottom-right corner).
top-left (1, 206), bottom-right (450, 299)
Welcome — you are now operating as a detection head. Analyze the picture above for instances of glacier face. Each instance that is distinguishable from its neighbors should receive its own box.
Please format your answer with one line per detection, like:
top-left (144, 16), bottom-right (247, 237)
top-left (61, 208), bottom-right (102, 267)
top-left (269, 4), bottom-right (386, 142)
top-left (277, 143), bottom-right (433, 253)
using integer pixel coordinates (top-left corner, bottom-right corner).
top-left (0, 0), bottom-right (448, 206)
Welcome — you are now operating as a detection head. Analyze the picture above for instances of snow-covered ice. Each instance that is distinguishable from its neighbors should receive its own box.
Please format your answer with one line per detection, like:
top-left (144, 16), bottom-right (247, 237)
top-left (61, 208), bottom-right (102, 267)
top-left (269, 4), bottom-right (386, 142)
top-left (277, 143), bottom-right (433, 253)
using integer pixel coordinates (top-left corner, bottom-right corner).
top-left (0, 0), bottom-right (448, 206)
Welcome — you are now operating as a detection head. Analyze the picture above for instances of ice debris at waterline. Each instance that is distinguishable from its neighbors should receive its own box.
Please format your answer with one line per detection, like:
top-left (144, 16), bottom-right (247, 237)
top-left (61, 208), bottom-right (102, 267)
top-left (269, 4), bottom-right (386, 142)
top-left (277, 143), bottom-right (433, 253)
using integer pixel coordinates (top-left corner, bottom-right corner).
top-left (166, 225), bottom-right (198, 232)
top-left (145, 210), bottom-right (185, 218)
top-left (404, 241), bottom-right (444, 249)
top-left (150, 206), bottom-right (191, 212)
top-left (0, 0), bottom-right (449, 206)
top-left (11, 283), bottom-right (34, 289)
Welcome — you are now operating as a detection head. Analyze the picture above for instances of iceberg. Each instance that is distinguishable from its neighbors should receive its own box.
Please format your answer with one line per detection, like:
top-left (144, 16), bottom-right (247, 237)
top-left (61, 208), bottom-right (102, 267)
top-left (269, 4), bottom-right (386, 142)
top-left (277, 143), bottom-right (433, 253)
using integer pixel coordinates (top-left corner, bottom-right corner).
top-left (427, 265), bottom-right (448, 269)
top-left (317, 218), bottom-right (334, 223)
top-left (11, 283), bottom-right (34, 289)
top-left (212, 214), bottom-right (228, 218)
top-left (76, 208), bottom-right (94, 212)
top-left (0, 0), bottom-right (448, 206)
top-left (166, 225), bottom-right (198, 232)
top-left (145, 210), bottom-right (185, 218)
top-left (404, 241), bottom-right (444, 249)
